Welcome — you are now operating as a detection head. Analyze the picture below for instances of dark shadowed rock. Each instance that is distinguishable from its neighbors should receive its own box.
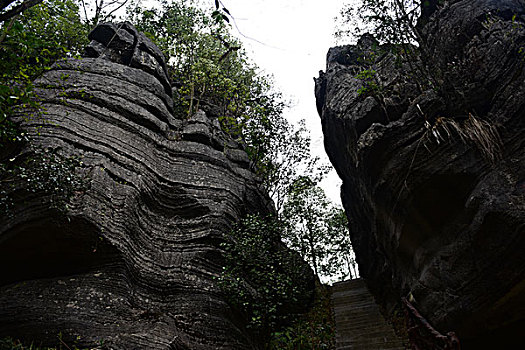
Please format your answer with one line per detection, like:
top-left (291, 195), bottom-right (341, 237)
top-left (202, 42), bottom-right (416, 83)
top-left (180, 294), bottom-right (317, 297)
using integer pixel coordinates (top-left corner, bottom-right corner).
top-left (86, 22), bottom-right (171, 95)
top-left (0, 23), bottom-right (314, 349)
top-left (316, 0), bottom-right (525, 348)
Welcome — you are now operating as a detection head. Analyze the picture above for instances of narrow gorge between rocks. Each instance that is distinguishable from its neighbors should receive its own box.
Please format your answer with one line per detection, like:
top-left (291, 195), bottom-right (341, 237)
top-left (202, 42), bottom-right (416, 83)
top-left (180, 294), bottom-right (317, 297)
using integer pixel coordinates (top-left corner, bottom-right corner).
top-left (1, 0), bottom-right (524, 349)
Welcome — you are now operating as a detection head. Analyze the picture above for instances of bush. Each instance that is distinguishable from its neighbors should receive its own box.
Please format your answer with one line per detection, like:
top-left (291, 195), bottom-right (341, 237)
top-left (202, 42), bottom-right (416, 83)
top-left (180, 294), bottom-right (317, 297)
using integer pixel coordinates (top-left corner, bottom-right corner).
top-left (0, 147), bottom-right (87, 215)
top-left (217, 214), bottom-right (314, 341)
top-left (269, 283), bottom-right (335, 350)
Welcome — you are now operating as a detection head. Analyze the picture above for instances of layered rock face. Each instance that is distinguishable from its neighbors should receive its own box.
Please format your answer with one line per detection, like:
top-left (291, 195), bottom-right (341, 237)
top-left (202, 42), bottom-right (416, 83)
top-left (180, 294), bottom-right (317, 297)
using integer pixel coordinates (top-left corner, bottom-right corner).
top-left (316, 0), bottom-right (525, 348)
top-left (0, 23), bottom-right (313, 349)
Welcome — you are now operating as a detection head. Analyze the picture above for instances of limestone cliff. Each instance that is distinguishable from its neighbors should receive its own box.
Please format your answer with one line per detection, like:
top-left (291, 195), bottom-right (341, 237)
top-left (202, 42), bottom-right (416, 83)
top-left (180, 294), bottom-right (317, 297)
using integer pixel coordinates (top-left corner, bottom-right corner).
top-left (316, 0), bottom-right (525, 348)
top-left (0, 22), bottom-right (314, 349)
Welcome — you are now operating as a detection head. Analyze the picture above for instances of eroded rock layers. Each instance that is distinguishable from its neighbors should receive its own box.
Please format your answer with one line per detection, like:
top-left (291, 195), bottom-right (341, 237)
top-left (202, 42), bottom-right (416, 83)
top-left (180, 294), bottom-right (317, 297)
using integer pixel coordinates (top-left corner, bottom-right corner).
top-left (0, 22), bottom-right (313, 349)
top-left (316, 0), bottom-right (525, 348)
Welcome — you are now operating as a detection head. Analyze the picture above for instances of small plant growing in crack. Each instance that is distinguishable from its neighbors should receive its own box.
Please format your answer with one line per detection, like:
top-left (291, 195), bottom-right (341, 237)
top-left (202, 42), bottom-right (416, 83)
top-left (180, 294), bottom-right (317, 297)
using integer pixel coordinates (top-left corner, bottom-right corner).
top-left (355, 68), bottom-right (380, 96)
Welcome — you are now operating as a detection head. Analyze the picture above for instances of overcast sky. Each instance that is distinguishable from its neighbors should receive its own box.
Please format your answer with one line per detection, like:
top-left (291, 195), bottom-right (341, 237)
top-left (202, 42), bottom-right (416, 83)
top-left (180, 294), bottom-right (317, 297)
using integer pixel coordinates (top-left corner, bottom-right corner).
top-left (220, 0), bottom-right (349, 204)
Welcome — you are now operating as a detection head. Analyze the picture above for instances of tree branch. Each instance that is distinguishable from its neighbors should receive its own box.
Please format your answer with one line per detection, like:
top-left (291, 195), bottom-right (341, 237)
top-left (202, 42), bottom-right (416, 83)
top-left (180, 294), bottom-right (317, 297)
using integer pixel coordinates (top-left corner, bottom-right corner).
top-left (0, 13), bottom-right (18, 45)
top-left (0, 0), bottom-right (42, 22)
top-left (0, 0), bottom-right (15, 12)
top-left (102, 0), bottom-right (129, 22)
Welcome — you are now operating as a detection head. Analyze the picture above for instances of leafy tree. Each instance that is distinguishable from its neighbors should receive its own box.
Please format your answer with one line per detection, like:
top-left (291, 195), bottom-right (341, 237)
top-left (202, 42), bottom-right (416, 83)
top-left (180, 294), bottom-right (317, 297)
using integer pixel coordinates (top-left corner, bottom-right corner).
top-left (127, 0), bottom-right (275, 126)
top-left (282, 177), bottom-right (329, 279)
top-left (0, 0), bottom-right (87, 142)
top-left (218, 214), bottom-right (314, 341)
top-left (325, 208), bottom-right (358, 280)
top-left (335, 0), bottom-right (422, 45)
top-left (335, 0), bottom-right (447, 93)
top-left (262, 119), bottom-right (329, 213)
top-left (281, 176), bottom-right (356, 282)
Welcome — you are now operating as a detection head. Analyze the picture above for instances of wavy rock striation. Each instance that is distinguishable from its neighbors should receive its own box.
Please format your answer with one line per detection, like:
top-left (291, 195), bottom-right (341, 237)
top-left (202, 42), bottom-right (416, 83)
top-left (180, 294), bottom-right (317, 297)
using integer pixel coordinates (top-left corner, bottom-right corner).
top-left (0, 22), bottom-right (314, 349)
top-left (316, 1), bottom-right (525, 348)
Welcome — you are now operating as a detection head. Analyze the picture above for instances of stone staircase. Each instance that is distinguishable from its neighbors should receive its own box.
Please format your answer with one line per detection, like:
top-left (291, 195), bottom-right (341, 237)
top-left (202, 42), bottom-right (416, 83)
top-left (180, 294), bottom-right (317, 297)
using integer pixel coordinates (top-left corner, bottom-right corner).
top-left (332, 278), bottom-right (407, 350)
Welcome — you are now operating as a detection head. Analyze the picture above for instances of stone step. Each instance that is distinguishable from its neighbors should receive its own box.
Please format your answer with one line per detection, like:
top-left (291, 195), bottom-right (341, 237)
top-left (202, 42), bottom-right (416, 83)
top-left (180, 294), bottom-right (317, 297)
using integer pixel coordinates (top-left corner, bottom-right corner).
top-left (332, 297), bottom-right (377, 307)
top-left (334, 309), bottom-right (387, 320)
top-left (336, 327), bottom-right (395, 335)
top-left (332, 287), bottom-right (370, 297)
top-left (336, 342), bottom-right (405, 349)
top-left (336, 323), bottom-right (400, 333)
top-left (336, 340), bottom-right (405, 349)
top-left (332, 279), bottom-right (366, 291)
top-left (336, 340), bottom-right (404, 347)
top-left (334, 304), bottom-right (385, 314)
top-left (334, 316), bottom-right (388, 328)
top-left (337, 344), bottom-right (406, 350)
top-left (332, 278), bottom-right (408, 350)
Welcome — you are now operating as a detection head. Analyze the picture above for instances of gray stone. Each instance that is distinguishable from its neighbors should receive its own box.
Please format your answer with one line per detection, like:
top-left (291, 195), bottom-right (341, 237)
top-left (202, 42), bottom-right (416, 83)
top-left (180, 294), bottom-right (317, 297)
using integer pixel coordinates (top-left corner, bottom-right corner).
top-left (0, 22), bottom-right (314, 349)
top-left (85, 22), bottom-right (171, 95)
top-left (316, 1), bottom-right (525, 348)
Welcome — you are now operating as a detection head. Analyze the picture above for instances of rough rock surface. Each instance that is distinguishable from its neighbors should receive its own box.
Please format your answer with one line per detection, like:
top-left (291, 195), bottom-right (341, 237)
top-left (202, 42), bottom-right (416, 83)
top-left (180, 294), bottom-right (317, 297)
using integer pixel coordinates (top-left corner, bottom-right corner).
top-left (0, 22), bottom-right (314, 349)
top-left (316, 1), bottom-right (525, 348)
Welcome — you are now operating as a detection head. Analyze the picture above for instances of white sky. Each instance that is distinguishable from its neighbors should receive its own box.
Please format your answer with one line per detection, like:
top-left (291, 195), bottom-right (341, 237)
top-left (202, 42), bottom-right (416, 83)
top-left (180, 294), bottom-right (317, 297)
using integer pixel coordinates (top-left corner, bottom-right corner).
top-left (220, 0), bottom-right (346, 205)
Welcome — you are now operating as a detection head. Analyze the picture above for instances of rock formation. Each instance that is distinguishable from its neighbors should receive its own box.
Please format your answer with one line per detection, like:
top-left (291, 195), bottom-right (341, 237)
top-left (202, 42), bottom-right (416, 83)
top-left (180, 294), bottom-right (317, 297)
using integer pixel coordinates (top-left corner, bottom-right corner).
top-left (0, 22), bottom-right (314, 349)
top-left (316, 0), bottom-right (525, 348)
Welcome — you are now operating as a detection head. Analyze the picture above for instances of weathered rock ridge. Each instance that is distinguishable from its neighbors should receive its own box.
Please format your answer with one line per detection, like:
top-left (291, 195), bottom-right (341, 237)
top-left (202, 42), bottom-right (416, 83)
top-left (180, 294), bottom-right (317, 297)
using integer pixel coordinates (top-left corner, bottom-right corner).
top-left (0, 22), bottom-right (314, 349)
top-left (316, 0), bottom-right (525, 348)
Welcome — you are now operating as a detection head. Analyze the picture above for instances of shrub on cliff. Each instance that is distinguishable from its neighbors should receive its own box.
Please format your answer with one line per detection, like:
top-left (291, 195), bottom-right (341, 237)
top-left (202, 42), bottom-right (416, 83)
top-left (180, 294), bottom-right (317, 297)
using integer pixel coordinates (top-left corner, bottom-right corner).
top-left (0, 0), bottom-right (88, 215)
top-left (219, 213), bottom-right (342, 348)
top-left (335, 0), bottom-right (423, 45)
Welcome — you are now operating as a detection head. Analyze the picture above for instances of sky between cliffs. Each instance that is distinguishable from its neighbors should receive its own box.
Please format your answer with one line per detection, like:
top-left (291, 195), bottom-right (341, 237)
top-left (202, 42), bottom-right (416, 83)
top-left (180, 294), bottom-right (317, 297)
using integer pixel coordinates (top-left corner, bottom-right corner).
top-left (220, 0), bottom-right (347, 204)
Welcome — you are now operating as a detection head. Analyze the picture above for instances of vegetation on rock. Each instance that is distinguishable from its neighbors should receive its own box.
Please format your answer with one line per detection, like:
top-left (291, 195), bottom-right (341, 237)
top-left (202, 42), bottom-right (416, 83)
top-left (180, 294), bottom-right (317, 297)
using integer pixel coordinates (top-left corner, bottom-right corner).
top-left (218, 214), bottom-right (338, 349)
top-left (127, 0), bottom-right (356, 280)
top-left (125, 0), bottom-right (325, 199)
top-left (0, 0), bottom-right (88, 216)
top-left (268, 283), bottom-right (335, 350)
